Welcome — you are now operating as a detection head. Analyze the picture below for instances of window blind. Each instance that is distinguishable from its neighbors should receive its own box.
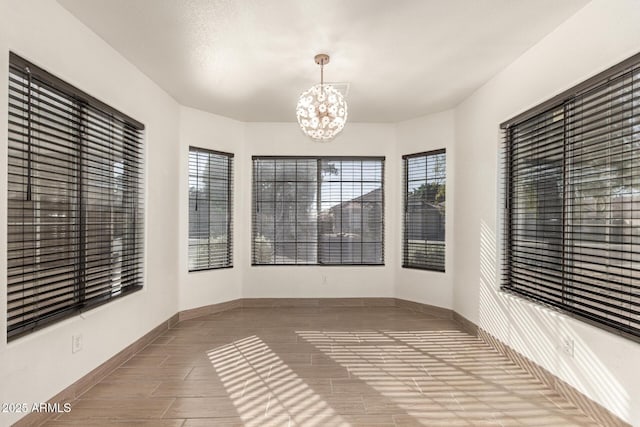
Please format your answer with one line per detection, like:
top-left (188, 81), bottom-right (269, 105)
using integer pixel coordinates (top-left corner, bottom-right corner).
top-left (252, 156), bottom-right (384, 265)
top-left (502, 53), bottom-right (640, 341)
top-left (402, 150), bottom-right (446, 271)
top-left (7, 53), bottom-right (144, 340)
top-left (188, 147), bottom-right (233, 271)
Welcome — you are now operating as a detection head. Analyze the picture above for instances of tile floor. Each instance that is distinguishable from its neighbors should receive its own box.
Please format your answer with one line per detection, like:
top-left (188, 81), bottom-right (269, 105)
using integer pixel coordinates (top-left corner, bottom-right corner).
top-left (43, 306), bottom-right (599, 426)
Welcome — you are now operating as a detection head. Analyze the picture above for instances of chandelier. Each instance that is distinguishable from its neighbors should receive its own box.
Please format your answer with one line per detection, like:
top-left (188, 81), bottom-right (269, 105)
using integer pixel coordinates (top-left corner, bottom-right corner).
top-left (296, 54), bottom-right (348, 142)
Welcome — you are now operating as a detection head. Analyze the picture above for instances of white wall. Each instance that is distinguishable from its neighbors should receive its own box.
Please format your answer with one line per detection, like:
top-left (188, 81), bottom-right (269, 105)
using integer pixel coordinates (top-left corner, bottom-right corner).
top-left (179, 116), bottom-right (399, 302)
top-left (178, 112), bottom-right (402, 305)
top-left (241, 123), bottom-right (398, 298)
top-left (0, 2), bottom-right (181, 425)
top-left (178, 106), bottom-right (244, 310)
top-left (453, 0), bottom-right (640, 424)
top-left (395, 110), bottom-right (455, 308)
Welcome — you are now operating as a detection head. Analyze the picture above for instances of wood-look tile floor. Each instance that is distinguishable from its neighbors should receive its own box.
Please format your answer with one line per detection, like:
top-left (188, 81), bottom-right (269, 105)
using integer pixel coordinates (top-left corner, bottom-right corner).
top-left (43, 307), bottom-right (599, 426)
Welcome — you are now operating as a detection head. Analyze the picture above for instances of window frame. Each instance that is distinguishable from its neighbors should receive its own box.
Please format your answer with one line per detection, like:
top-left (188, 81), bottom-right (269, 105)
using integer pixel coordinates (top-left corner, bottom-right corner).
top-left (188, 146), bottom-right (234, 272)
top-left (7, 53), bottom-right (145, 341)
top-left (402, 149), bottom-right (447, 272)
top-left (501, 51), bottom-right (640, 343)
top-left (251, 155), bottom-right (385, 266)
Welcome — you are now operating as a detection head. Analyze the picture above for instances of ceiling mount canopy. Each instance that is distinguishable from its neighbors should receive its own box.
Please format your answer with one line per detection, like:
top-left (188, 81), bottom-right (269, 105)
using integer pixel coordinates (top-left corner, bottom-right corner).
top-left (314, 53), bottom-right (330, 66)
top-left (296, 53), bottom-right (348, 142)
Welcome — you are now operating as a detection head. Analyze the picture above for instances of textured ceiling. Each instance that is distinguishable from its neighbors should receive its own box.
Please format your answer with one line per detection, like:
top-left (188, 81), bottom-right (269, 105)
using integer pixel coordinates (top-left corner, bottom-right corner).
top-left (58, 0), bottom-right (588, 122)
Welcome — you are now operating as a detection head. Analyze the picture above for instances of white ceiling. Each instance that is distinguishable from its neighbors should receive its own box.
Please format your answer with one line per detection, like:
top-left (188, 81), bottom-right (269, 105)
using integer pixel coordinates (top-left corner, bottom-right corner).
top-left (58, 0), bottom-right (588, 123)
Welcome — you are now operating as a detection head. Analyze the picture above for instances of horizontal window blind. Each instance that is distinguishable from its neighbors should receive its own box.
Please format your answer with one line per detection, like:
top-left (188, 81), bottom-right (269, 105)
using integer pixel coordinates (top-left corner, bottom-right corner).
top-left (253, 158), bottom-right (318, 265)
top-left (403, 150), bottom-right (446, 271)
top-left (503, 53), bottom-right (640, 341)
top-left (188, 147), bottom-right (233, 271)
top-left (7, 53), bottom-right (144, 340)
top-left (252, 157), bottom-right (384, 265)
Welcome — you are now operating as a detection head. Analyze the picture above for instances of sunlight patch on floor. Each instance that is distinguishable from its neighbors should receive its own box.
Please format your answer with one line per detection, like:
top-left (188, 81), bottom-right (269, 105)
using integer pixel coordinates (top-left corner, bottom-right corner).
top-left (207, 335), bottom-right (348, 426)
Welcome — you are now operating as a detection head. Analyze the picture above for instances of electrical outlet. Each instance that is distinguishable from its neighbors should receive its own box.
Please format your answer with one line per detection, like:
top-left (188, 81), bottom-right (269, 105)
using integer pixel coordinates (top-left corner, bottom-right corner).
top-left (322, 275), bottom-right (327, 284)
top-left (561, 337), bottom-right (574, 357)
top-left (72, 334), bottom-right (83, 353)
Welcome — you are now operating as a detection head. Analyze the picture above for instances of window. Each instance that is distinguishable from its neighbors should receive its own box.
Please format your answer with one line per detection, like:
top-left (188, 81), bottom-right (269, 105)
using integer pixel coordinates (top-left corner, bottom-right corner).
top-left (188, 147), bottom-right (233, 271)
top-left (252, 157), bottom-right (384, 265)
top-left (502, 53), bottom-right (640, 341)
top-left (403, 150), bottom-right (446, 271)
top-left (7, 53), bottom-right (144, 340)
